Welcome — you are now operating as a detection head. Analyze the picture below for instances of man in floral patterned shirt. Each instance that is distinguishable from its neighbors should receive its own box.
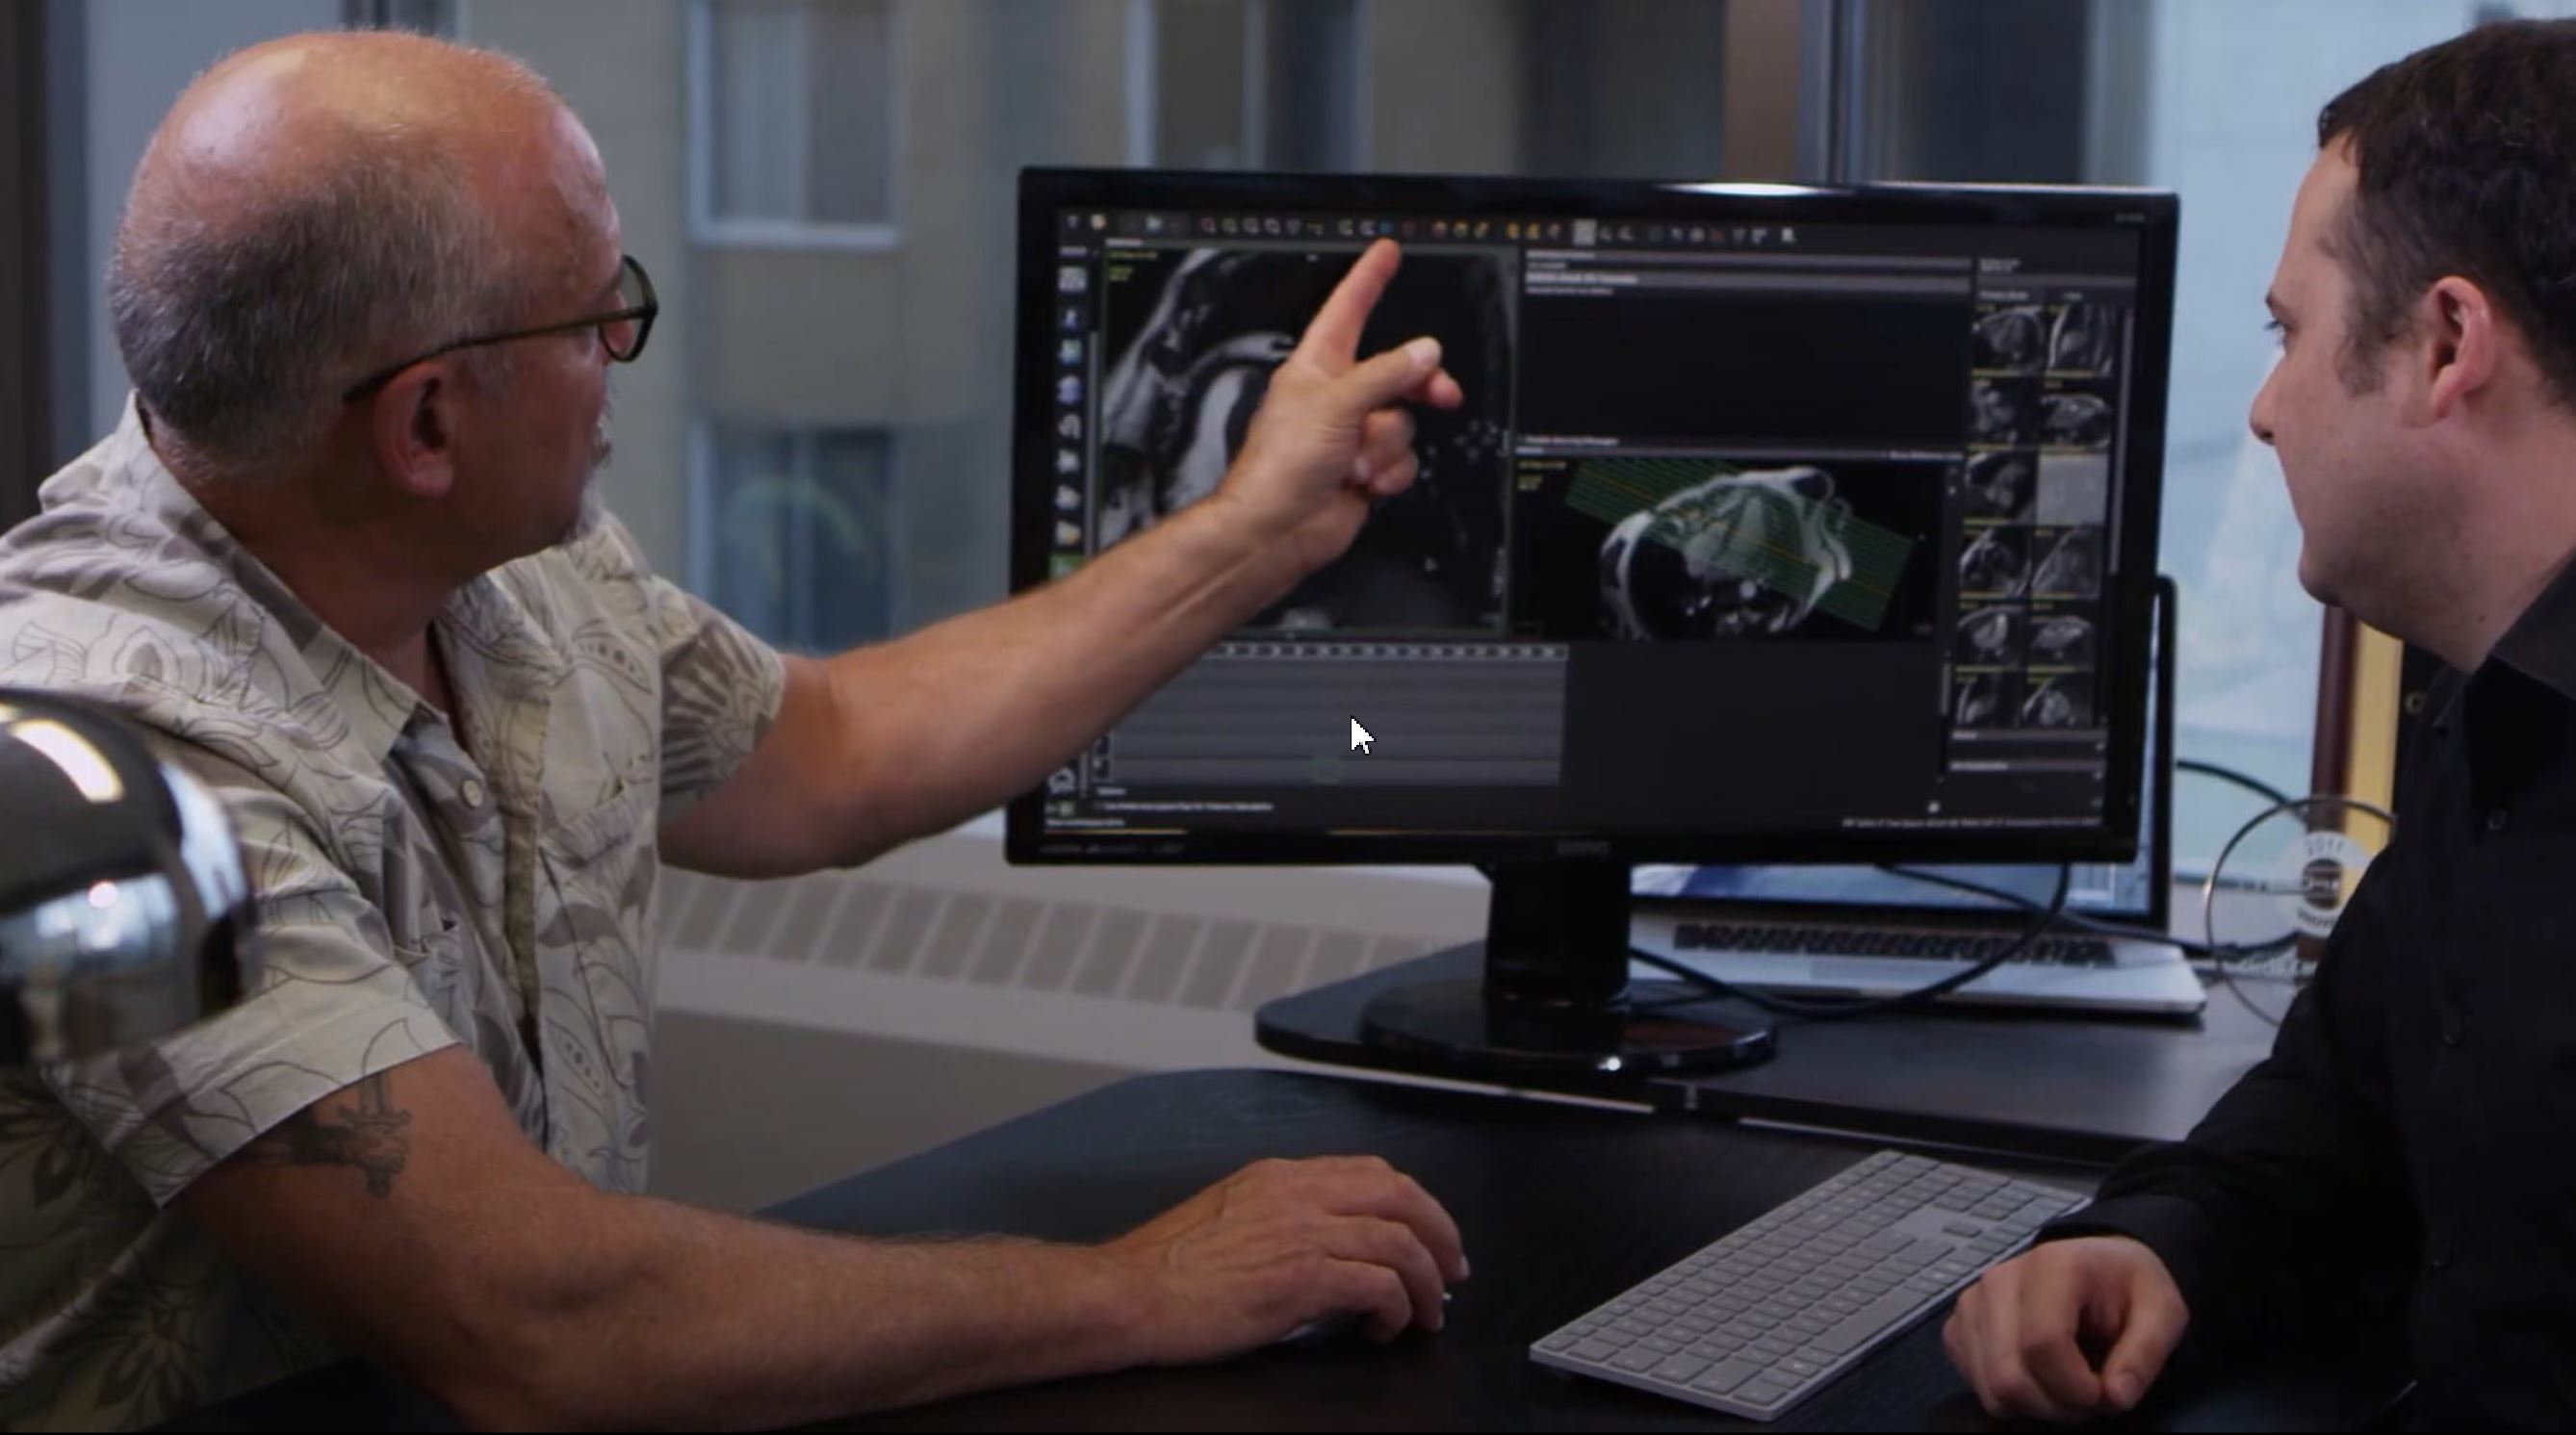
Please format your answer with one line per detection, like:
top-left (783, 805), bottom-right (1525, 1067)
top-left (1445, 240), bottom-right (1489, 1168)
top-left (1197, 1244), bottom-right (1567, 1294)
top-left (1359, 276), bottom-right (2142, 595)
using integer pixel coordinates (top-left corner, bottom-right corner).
top-left (0, 29), bottom-right (1467, 1429)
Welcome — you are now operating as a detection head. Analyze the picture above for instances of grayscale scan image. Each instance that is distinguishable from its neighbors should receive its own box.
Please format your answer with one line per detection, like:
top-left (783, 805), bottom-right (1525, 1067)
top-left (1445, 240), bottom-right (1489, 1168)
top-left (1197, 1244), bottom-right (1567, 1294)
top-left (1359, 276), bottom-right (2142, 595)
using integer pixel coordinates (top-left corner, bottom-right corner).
top-left (1961, 449), bottom-right (2037, 521)
top-left (1957, 603), bottom-right (2025, 665)
top-left (2039, 389), bottom-right (2116, 448)
top-left (1970, 377), bottom-right (2040, 445)
top-left (1095, 245), bottom-right (1514, 632)
top-left (2030, 526), bottom-right (2103, 598)
top-left (2022, 673), bottom-right (2097, 729)
top-left (1954, 670), bottom-right (2020, 728)
top-left (1960, 525), bottom-right (2029, 598)
top-left (1973, 304), bottom-right (2047, 372)
top-left (2026, 610), bottom-right (2097, 664)
top-left (2048, 300), bottom-right (2121, 375)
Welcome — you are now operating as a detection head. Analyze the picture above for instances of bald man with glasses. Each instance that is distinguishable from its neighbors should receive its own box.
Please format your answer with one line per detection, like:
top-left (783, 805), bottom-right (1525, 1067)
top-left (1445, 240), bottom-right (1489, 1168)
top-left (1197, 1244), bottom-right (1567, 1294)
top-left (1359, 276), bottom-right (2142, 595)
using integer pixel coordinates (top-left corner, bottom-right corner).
top-left (0, 29), bottom-right (1465, 1430)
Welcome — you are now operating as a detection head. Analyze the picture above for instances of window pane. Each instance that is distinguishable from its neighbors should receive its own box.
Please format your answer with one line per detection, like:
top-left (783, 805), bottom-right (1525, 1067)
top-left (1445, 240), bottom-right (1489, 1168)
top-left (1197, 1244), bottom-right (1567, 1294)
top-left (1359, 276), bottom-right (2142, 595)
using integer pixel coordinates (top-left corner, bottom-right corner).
top-left (344, 0), bottom-right (459, 35)
top-left (1153, 0), bottom-right (1251, 167)
top-left (1845, 0), bottom-right (2489, 863)
top-left (708, 0), bottom-right (890, 225)
top-left (1513, 0), bottom-right (1730, 178)
top-left (710, 1), bottom-right (809, 219)
top-left (1258, 0), bottom-right (1361, 170)
top-left (706, 425), bottom-right (895, 652)
top-left (800, 0), bottom-right (893, 223)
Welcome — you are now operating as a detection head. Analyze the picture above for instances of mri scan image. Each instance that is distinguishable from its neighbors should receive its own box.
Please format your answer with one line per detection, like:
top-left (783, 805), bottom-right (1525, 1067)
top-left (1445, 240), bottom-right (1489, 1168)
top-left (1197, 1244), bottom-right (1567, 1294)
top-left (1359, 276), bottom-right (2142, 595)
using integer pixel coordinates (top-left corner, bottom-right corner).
top-left (1956, 604), bottom-right (2024, 665)
top-left (1598, 466), bottom-right (1867, 639)
top-left (1961, 449), bottom-right (2036, 521)
top-left (1960, 526), bottom-right (2029, 597)
top-left (2048, 301), bottom-right (2121, 374)
top-left (1973, 305), bottom-right (2047, 372)
top-left (2022, 674), bottom-right (2096, 729)
top-left (2030, 527), bottom-right (2103, 598)
top-left (1970, 379), bottom-right (2038, 445)
top-left (2040, 391), bottom-right (2115, 448)
top-left (1954, 670), bottom-right (2019, 728)
top-left (2027, 610), bottom-right (2098, 665)
top-left (1095, 246), bottom-right (1514, 631)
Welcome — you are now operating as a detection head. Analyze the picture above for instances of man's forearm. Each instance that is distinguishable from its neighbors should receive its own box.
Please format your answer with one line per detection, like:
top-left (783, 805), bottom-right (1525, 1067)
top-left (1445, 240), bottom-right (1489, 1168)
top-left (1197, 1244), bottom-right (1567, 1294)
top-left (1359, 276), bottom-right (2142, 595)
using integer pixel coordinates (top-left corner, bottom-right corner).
top-left (819, 496), bottom-right (1295, 860)
top-left (473, 1192), bottom-right (1150, 1429)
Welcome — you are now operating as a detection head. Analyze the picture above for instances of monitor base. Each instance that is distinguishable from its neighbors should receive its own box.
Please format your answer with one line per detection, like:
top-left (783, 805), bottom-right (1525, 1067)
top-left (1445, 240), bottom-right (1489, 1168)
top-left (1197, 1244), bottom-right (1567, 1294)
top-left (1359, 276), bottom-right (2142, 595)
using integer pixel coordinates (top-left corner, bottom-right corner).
top-left (1353, 861), bottom-right (1774, 1079)
top-left (1357, 975), bottom-right (1775, 1078)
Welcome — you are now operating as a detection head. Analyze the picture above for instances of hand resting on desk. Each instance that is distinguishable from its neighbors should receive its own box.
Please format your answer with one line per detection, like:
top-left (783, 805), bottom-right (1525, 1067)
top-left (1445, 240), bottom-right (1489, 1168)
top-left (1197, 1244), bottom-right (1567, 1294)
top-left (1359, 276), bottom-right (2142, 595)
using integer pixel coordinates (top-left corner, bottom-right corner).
top-left (1106, 1154), bottom-right (1470, 1358)
top-left (1943, 1236), bottom-right (2189, 1423)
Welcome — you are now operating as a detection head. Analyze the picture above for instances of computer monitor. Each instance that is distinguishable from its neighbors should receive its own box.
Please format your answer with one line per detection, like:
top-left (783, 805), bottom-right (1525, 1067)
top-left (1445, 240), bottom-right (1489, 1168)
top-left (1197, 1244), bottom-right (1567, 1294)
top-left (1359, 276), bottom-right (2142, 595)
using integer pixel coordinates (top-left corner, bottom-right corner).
top-left (1011, 170), bottom-right (2177, 1075)
top-left (1635, 574), bottom-right (2177, 934)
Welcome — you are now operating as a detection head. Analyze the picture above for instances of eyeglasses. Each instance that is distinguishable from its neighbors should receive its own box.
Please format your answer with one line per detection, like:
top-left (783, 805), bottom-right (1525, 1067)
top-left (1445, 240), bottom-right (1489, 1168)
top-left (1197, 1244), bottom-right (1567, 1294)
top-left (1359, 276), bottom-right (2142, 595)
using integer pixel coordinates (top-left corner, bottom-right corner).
top-left (341, 253), bottom-right (658, 401)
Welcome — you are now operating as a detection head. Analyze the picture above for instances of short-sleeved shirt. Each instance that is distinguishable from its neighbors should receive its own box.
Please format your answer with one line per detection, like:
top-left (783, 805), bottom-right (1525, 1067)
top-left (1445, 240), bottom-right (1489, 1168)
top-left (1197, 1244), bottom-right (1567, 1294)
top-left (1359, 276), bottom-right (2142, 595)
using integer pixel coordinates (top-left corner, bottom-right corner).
top-left (0, 399), bottom-right (786, 1428)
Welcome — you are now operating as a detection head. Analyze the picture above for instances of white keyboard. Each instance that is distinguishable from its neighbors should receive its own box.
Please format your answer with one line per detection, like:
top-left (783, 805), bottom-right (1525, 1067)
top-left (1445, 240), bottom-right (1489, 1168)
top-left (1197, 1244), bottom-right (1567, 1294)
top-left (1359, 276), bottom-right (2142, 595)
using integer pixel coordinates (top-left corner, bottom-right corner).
top-left (1530, 1151), bottom-right (2086, 1420)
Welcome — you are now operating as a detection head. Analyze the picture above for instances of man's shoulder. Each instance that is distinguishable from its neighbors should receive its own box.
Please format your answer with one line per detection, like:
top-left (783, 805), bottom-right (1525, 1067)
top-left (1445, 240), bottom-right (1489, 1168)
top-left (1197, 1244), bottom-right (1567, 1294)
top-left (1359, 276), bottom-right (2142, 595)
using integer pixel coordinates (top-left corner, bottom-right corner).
top-left (0, 476), bottom-right (374, 799)
top-left (0, 585), bottom-right (371, 800)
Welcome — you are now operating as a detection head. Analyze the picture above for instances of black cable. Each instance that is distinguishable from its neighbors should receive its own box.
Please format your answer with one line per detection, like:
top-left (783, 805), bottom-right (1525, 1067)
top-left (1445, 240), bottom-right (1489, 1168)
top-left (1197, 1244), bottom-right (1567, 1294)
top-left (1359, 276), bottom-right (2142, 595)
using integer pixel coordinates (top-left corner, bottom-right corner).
top-left (2172, 755), bottom-right (2314, 1027)
top-left (1630, 865), bottom-right (2073, 1021)
top-left (2177, 756), bottom-right (2296, 808)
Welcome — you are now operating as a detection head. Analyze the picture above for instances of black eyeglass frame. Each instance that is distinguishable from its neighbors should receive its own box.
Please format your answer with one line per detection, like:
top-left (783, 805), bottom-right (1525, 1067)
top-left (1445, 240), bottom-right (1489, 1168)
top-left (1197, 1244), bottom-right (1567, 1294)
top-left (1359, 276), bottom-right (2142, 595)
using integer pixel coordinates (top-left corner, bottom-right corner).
top-left (340, 253), bottom-right (658, 401)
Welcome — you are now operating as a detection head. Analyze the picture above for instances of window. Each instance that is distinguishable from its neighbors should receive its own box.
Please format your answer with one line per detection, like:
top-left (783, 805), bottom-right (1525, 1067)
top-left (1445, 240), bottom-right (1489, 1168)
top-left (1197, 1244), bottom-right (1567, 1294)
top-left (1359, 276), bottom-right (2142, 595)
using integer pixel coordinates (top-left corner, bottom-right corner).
top-left (1143, 0), bottom-right (1365, 171)
top-left (694, 424), bottom-right (899, 653)
top-left (342, 0), bottom-right (460, 35)
top-left (689, 0), bottom-right (898, 247)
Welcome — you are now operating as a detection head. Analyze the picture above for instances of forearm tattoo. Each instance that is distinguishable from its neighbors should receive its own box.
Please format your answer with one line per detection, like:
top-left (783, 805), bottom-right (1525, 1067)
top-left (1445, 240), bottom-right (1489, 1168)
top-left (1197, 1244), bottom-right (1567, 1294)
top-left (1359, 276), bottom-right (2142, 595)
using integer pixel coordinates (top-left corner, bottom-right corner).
top-left (243, 1072), bottom-right (413, 1197)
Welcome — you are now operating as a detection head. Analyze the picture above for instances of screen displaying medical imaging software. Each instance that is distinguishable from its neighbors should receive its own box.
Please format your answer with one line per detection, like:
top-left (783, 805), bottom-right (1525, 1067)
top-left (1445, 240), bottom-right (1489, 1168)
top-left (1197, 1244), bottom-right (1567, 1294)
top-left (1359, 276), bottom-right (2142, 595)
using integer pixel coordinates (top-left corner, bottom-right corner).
top-left (1011, 175), bottom-right (2176, 865)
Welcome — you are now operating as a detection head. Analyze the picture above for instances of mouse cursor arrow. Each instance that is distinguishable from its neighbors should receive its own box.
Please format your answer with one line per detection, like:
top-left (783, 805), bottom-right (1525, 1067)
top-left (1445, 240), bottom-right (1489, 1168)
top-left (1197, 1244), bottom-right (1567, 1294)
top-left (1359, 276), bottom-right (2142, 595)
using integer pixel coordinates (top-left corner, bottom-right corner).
top-left (1349, 717), bottom-right (1375, 756)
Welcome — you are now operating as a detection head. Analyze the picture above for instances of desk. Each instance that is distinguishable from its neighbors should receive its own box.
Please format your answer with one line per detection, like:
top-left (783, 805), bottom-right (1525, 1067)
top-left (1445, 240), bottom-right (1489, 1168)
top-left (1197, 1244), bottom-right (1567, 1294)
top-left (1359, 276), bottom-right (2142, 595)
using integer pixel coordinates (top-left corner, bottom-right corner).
top-left (173, 1070), bottom-right (2389, 1431)
top-left (1257, 946), bottom-right (2281, 1164)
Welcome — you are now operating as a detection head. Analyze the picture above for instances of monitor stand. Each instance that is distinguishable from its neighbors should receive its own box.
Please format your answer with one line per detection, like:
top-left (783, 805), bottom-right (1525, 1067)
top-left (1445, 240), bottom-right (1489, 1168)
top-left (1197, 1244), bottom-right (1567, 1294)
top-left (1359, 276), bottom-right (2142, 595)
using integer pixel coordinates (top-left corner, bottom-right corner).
top-left (1354, 860), bottom-right (1776, 1081)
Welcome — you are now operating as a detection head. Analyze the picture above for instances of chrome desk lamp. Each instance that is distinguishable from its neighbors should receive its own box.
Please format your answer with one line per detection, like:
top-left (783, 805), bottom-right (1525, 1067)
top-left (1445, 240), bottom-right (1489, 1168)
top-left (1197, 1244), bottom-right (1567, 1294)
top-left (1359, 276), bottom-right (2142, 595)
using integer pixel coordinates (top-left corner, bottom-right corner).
top-left (0, 691), bottom-right (248, 1066)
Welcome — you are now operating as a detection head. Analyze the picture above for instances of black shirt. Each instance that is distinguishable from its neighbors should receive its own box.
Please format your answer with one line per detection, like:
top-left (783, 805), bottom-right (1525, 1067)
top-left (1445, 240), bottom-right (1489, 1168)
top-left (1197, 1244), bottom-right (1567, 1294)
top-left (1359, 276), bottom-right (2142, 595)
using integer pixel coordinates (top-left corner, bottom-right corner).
top-left (2057, 568), bottom-right (2576, 1429)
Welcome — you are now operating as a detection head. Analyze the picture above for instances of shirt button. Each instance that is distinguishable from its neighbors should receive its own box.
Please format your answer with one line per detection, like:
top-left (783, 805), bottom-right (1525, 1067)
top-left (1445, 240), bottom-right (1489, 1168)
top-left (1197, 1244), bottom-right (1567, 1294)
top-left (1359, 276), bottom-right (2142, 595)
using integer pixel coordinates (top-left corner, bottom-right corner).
top-left (2486, 807), bottom-right (2510, 833)
top-left (2430, 1241), bottom-right (2456, 1272)
top-left (2441, 1012), bottom-right (2463, 1047)
top-left (460, 777), bottom-right (486, 808)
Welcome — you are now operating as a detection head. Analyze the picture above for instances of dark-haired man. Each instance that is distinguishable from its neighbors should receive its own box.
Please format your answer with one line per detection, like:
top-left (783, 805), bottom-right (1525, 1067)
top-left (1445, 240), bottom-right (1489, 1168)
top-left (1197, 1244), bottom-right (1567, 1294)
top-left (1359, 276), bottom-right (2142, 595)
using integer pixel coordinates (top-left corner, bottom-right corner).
top-left (1945, 20), bottom-right (2576, 1427)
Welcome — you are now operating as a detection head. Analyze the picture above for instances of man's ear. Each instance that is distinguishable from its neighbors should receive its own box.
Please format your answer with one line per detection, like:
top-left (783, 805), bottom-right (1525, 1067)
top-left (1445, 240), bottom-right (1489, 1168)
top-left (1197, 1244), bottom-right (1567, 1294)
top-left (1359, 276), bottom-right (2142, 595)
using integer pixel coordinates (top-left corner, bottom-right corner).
top-left (2418, 274), bottom-right (2502, 424)
top-left (368, 364), bottom-right (460, 501)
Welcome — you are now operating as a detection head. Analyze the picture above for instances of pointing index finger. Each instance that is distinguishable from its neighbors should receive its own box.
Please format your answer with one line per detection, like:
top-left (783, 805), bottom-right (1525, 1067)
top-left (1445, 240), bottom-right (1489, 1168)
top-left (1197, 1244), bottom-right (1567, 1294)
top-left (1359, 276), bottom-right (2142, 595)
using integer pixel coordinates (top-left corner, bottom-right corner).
top-left (1294, 239), bottom-right (1403, 370)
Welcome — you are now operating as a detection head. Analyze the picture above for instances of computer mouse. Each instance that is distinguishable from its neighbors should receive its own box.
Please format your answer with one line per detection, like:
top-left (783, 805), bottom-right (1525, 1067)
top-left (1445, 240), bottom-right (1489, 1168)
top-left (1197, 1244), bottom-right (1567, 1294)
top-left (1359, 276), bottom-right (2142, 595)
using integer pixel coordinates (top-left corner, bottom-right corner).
top-left (1272, 1313), bottom-right (1365, 1347)
top-left (1272, 1291), bottom-right (1453, 1346)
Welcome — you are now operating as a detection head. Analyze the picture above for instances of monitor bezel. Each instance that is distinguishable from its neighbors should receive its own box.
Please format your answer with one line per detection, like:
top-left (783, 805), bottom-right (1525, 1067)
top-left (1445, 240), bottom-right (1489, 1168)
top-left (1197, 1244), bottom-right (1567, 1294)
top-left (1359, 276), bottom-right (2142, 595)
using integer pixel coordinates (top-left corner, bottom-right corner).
top-left (1009, 167), bottom-right (2177, 868)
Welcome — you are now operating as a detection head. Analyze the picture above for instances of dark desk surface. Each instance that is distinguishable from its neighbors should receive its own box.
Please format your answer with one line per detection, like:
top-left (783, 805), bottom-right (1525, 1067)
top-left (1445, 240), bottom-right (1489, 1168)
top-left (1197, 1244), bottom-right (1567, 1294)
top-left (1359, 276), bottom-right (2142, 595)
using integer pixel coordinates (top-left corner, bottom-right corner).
top-left (177, 1069), bottom-right (2391, 1432)
top-left (1257, 945), bottom-right (2283, 1164)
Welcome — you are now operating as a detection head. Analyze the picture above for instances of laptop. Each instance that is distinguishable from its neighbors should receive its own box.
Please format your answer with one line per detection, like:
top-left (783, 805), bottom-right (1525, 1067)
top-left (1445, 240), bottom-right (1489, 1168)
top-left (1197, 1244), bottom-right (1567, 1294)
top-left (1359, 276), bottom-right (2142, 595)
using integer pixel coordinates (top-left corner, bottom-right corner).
top-left (1629, 577), bottom-right (2204, 1015)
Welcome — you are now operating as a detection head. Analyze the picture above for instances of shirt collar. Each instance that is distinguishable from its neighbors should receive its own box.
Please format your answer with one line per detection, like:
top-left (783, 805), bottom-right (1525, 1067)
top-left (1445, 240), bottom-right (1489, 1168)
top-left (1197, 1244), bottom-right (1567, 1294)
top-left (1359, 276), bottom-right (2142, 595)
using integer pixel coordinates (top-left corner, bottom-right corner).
top-left (2486, 552), bottom-right (2576, 705)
